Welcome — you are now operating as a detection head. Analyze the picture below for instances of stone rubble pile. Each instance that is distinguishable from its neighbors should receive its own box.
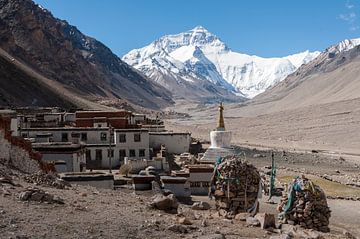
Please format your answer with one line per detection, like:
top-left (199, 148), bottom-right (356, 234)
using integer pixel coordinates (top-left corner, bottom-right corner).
top-left (277, 176), bottom-right (331, 232)
top-left (24, 171), bottom-right (70, 189)
top-left (211, 155), bottom-right (261, 217)
top-left (19, 187), bottom-right (64, 204)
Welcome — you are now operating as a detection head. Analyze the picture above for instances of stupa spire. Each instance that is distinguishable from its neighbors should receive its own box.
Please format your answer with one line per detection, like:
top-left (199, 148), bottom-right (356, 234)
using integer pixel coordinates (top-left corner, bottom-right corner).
top-left (217, 102), bottom-right (225, 130)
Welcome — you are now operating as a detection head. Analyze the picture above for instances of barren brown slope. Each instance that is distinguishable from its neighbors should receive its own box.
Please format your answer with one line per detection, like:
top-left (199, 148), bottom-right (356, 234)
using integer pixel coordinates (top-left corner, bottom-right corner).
top-left (0, 48), bottom-right (112, 110)
top-left (0, 0), bottom-right (173, 110)
top-left (248, 44), bottom-right (360, 115)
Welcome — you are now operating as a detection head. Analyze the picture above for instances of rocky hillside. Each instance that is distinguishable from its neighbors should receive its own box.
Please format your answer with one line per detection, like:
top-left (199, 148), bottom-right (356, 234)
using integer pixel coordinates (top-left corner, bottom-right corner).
top-left (0, 0), bottom-right (173, 109)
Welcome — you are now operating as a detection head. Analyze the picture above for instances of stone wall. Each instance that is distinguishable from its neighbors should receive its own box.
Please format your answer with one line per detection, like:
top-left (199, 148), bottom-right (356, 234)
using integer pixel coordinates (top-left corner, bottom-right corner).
top-left (0, 116), bottom-right (51, 174)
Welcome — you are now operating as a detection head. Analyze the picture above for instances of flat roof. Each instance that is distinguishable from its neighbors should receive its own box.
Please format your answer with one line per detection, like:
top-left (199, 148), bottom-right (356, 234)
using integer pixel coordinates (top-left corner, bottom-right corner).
top-left (149, 131), bottom-right (190, 135)
top-left (23, 127), bottom-right (109, 131)
top-left (115, 129), bottom-right (149, 132)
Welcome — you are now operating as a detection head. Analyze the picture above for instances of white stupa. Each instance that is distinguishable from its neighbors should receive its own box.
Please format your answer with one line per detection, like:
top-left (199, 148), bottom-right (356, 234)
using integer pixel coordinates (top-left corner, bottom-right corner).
top-left (201, 103), bottom-right (235, 162)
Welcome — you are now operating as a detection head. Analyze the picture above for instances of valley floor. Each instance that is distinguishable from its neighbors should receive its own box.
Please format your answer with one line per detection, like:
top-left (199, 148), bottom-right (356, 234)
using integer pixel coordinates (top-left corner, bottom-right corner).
top-left (165, 97), bottom-right (360, 159)
top-left (1, 148), bottom-right (360, 238)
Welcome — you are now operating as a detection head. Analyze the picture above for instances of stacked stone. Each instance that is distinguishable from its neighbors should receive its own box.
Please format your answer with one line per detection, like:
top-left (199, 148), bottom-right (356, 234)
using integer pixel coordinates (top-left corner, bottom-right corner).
top-left (24, 172), bottom-right (70, 189)
top-left (212, 155), bottom-right (261, 217)
top-left (277, 176), bottom-right (331, 232)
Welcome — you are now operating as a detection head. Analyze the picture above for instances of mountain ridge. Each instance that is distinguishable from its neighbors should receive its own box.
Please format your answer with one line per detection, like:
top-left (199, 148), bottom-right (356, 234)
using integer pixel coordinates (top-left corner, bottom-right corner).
top-left (123, 26), bottom-right (320, 99)
top-left (0, 0), bottom-right (173, 110)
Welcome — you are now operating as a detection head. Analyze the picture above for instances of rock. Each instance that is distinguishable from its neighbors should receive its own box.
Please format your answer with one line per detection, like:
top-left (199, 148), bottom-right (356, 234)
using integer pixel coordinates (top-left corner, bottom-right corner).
top-left (151, 194), bottom-right (178, 211)
top-left (167, 224), bottom-right (188, 233)
top-left (19, 191), bottom-right (32, 201)
top-left (234, 212), bottom-right (249, 221)
top-left (255, 213), bottom-right (276, 229)
top-left (177, 217), bottom-right (192, 225)
top-left (52, 196), bottom-right (65, 204)
top-left (201, 219), bottom-right (208, 227)
top-left (191, 201), bottom-right (211, 210)
top-left (197, 234), bottom-right (225, 239)
top-left (0, 176), bottom-right (16, 186)
top-left (246, 216), bottom-right (260, 227)
top-left (343, 230), bottom-right (357, 239)
top-left (30, 191), bottom-right (45, 201)
top-left (280, 224), bottom-right (297, 234)
top-left (295, 228), bottom-right (323, 239)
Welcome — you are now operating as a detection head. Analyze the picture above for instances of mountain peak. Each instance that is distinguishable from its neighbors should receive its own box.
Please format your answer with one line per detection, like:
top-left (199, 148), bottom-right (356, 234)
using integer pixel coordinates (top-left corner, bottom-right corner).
top-left (326, 38), bottom-right (360, 54)
top-left (191, 25), bottom-right (209, 32)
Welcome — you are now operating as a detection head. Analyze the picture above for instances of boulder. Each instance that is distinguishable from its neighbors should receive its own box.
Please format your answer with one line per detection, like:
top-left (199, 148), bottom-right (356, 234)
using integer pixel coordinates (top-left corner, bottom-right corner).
top-left (234, 212), bottom-right (249, 221)
top-left (255, 213), bottom-right (276, 229)
top-left (191, 201), bottom-right (211, 210)
top-left (151, 194), bottom-right (178, 211)
top-left (246, 216), bottom-right (260, 227)
top-left (177, 217), bottom-right (192, 225)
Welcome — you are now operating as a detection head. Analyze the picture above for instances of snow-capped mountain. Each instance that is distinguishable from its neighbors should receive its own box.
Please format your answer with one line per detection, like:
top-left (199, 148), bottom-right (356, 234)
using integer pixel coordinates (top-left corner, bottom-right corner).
top-left (325, 38), bottom-right (360, 55)
top-left (123, 26), bottom-right (320, 99)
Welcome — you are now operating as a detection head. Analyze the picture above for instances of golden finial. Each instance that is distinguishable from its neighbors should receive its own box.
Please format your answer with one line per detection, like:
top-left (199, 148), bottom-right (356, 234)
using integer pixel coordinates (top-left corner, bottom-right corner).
top-left (217, 102), bottom-right (225, 130)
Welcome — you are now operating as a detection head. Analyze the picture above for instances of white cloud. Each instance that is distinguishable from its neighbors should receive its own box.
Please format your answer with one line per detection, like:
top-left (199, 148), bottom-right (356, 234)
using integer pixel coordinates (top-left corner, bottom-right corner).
top-left (339, 1), bottom-right (358, 31)
top-left (339, 12), bottom-right (356, 23)
top-left (346, 1), bottom-right (354, 9)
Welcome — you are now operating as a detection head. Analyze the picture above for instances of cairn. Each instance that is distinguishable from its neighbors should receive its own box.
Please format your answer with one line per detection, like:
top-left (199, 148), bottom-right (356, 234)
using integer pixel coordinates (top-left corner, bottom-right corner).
top-left (211, 155), bottom-right (261, 217)
top-left (277, 176), bottom-right (331, 232)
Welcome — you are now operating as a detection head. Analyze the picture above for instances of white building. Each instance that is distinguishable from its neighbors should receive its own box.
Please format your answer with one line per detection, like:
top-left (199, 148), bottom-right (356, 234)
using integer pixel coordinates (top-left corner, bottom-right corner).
top-left (23, 127), bottom-right (151, 170)
top-left (149, 132), bottom-right (191, 154)
top-left (32, 142), bottom-right (86, 172)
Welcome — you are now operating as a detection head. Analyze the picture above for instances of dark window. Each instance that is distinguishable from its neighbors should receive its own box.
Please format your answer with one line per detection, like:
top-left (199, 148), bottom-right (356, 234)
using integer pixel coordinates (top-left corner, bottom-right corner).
top-left (107, 149), bottom-right (114, 157)
top-left (100, 132), bottom-right (107, 141)
top-left (95, 149), bottom-right (102, 160)
top-left (61, 133), bottom-right (68, 142)
top-left (119, 150), bottom-right (126, 158)
top-left (119, 134), bottom-right (126, 143)
top-left (22, 133), bottom-right (28, 138)
top-left (98, 124), bottom-right (102, 128)
top-left (134, 133), bottom-right (141, 142)
top-left (129, 149), bottom-right (136, 157)
top-left (81, 133), bottom-right (87, 141)
top-left (86, 150), bottom-right (91, 161)
top-left (139, 149), bottom-right (145, 157)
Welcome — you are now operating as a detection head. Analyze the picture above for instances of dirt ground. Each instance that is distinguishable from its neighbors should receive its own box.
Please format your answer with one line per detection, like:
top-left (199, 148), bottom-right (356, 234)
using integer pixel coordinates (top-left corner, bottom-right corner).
top-left (1, 146), bottom-right (360, 239)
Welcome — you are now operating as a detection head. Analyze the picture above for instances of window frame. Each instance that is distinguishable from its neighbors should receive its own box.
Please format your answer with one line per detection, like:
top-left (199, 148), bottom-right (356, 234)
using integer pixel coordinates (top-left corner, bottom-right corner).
top-left (95, 149), bottom-right (102, 161)
top-left (61, 132), bottom-right (68, 142)
top-left (118, 134), bottom-right (126, 143)
top-left (129, 149), bottom-right (136, 157)
top-left (139, 149), bottom-right (145, 157)
top-left (134, 133), bottom-right (141, 142)
top-left (100, 132), bottom-right (107, 141)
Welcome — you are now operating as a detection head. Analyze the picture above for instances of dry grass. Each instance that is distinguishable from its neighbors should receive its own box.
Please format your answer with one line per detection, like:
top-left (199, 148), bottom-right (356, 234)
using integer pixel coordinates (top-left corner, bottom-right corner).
top-left (278, 175), bottom-right (360, 198)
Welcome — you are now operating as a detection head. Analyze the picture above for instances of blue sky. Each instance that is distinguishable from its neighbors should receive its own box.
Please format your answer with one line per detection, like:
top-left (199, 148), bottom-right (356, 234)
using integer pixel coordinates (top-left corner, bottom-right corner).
top-left (33, 0), bottom-right (359, 57)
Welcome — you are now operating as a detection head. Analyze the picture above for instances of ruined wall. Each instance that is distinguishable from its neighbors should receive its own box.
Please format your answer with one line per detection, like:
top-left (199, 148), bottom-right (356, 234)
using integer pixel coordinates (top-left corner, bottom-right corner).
top-left (0, 116), bottom-right (53, 174)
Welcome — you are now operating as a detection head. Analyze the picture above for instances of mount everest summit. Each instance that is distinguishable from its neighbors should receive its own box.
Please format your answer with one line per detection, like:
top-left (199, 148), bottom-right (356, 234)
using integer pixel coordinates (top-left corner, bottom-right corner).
top-left (123, 26), bottom-right (320, 100)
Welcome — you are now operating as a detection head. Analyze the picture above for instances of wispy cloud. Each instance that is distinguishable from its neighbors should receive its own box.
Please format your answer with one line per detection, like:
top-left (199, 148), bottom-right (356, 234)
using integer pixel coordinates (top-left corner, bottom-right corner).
top-left (346, 1), bottom-right (354, 9)
top-left (339, 1), bottom-right (358, 31)
top-left (339, 12), bottom-right (356, 23)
